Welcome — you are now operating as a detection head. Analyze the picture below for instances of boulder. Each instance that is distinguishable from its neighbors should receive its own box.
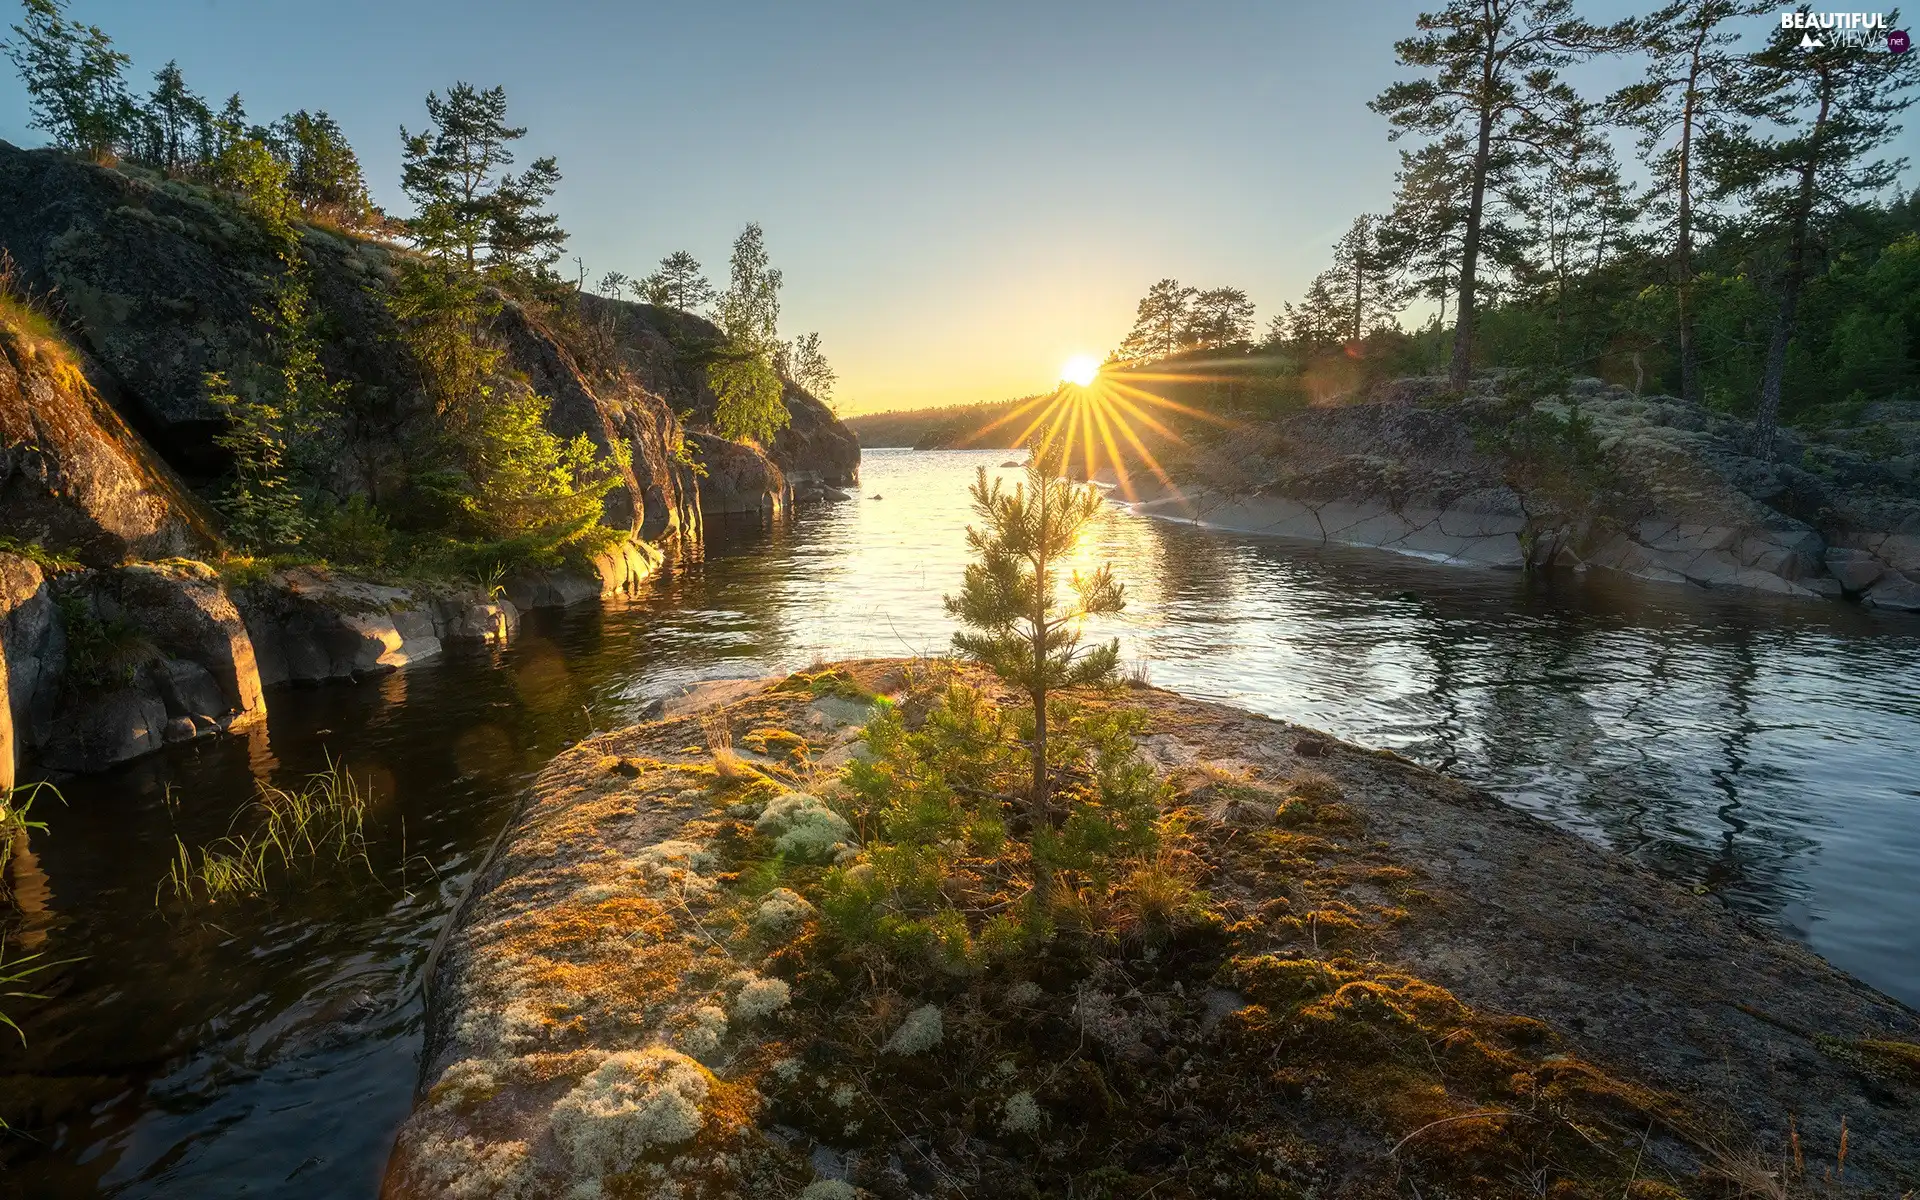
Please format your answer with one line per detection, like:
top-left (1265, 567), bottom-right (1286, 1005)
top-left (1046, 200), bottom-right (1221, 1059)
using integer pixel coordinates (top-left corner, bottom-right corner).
top-left (108, 561), bottom-right (264, 725)
top-left (1862, 570), bottom-right (1920, 612)
top-left (688, 431), bottom-right (789, 518)
top-left (435, 596), bottom-right (518, 643)
top-left (1825, 548), bottom-right (1886, 593)
top-left (150, 657), bottom-right (225, 722)
top-left (238, 567), bottom-right (472, 685)
top-left (501, 570), bottom-right (600, 611)
top-left (40, 686), bottom-right (168, 771)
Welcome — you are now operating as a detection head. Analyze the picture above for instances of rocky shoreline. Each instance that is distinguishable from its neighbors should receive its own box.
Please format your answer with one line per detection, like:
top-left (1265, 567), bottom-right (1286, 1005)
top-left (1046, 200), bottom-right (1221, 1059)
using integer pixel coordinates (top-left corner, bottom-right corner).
top-left (384, 660), bottom-right (1920, 1199)
top-left (1101, 377), bottom-right (1920, 612)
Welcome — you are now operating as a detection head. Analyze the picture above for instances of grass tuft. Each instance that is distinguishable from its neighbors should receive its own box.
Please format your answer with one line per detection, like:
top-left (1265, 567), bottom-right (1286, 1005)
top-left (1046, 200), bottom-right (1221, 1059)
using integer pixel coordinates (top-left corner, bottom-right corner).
top-left (162, 757), bottom-right (372, 904)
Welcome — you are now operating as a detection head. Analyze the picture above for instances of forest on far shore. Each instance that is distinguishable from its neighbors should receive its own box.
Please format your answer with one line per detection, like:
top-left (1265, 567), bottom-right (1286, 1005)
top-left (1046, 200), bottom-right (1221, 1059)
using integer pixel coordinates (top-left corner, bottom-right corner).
top-left (861, 2), bottom-right (1920, 459)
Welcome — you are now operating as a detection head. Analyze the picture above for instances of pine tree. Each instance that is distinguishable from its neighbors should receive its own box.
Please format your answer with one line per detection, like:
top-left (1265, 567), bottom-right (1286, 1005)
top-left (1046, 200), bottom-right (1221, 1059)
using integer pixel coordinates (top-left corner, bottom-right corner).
top-left (485, 155), bottom-right (566, 281)
top-left (1707, 19), bottom-right (1919, 457)
top-left (1372, 0), bottom-right (1629, 387)
top-left (400, 82), bottom-right (525, 269)
top-left (4, 0), bottom-right (131, 160)
top-left (1281, 272), bottom-right (1348, 351)
top-left (142, 60), bottom-right (206, 172)
top-left (1116, 279), bottom-right (1196, 361)
top-left (945, 442), bottom-right (1125, 900)
top-left (1509, 99), bottom-right (1641, 363)
top-left (1612, 0), bottom-right (1769, 405)
top-left (638, 250), bottom-right (716, 311)
top-left (1327, 214), bottom-right (1405, 343)
top-left (1183, 287), bottom-right (1255, 349)
top-left (1378, 137), bottom-right (1476, 332)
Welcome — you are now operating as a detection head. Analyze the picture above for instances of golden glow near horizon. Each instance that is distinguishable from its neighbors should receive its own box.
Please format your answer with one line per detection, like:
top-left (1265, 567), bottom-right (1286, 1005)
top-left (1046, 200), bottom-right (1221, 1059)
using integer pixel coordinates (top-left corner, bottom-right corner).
top-left (948, 356), bottom-right (1243, 509)
top-left (1059, 355), bottom-right (1100, 387)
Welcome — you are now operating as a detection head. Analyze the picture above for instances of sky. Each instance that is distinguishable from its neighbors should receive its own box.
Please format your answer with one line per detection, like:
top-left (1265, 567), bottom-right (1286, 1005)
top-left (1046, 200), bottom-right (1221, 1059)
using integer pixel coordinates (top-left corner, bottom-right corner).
top-left (3, 0), bottom-right (1916, 413)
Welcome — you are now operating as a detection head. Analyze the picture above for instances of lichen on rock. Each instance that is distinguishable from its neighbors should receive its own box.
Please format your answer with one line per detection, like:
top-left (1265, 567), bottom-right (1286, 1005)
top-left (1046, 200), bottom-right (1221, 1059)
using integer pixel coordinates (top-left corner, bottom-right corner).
top-left (753, 792), bottom-right (854, 863)
top-left (548, 1047), bottom-right (711, 1177)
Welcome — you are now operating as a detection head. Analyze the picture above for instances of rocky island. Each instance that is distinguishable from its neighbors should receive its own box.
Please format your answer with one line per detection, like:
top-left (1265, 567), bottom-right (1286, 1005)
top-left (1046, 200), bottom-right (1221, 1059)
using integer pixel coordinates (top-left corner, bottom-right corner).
top-left (386, 659), bottom-right (1920, 1199)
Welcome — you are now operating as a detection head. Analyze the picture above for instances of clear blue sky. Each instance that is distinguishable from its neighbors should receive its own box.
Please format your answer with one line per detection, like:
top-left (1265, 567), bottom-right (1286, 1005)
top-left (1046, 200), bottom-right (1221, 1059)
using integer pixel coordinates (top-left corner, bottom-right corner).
top-left (3, 1), bottom-right (1914, 411)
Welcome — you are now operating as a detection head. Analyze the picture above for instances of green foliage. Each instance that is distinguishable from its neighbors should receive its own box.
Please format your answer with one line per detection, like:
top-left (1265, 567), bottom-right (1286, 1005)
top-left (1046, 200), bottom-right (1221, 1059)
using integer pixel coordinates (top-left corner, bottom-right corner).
top-left (54, 593), bottom-right (153, 691)
top-left (161, 757), bottom-right (371, 904)
top-left (784, 330), bottom-right (835, 403)
top-left (817, 677), bottom-right (1166, 972)
top-left (400, 81), bottom-right (565, 281)
top-left (459, 385), bottom-right (627, 545)
top-left (0, 534), bottom-right (79, 573)
top-left (706, 352), bottom-right (788, 445)
top-left (388, 256), bottom-right (503, 423)
top-left (946, 450), bottom-right (1125, 700)
top-left (715, 222), bottom-right (782, 352)
top-left (638, 250), bottom-right (715, 311)
top-left (208, 368), bottom-right (314, 550)
top-left (3, 0), bottom-right (130, 160)
top-left (267, 109), bottom-right (374, 227)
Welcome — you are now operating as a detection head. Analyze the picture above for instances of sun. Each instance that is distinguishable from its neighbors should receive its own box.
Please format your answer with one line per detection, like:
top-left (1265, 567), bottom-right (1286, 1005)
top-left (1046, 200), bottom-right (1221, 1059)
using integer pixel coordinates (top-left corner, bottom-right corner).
top-left (1059, 354), bottom-right (1100, 387)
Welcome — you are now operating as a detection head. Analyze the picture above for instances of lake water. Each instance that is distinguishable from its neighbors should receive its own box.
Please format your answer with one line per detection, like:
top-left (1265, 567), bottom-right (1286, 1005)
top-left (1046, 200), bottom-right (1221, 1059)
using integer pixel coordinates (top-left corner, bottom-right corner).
top-left (3, 446), bottom-right (1917, 1197)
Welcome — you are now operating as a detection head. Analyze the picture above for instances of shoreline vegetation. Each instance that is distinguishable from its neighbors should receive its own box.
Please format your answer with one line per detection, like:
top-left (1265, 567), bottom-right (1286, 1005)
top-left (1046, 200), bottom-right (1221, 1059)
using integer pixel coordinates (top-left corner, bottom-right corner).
top-left (387, 658), bottom-right (1920, 1199)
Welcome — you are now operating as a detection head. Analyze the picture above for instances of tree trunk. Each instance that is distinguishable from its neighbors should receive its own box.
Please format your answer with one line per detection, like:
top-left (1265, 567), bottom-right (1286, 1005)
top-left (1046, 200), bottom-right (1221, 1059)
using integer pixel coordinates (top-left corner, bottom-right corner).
top-left (1029, 467), bottom-right (1052, 904)
top-left (1676, 37), bottom-right (1705, 407)
top-left (1755, 73), bottom-right (1831, 461)
top-left (1451, 106), bottom-right (1497, 389)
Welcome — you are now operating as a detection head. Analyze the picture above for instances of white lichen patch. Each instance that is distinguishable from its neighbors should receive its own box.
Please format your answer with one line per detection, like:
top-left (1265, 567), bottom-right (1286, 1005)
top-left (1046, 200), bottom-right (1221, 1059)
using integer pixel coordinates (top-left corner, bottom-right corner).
top-left (754, 792), bottom-right (855, 863)
top-left (882, 1004), bottom-right (943, 1056)
top-left (677, 1005), bottom-right (729, 1060)
top-left (999, 1090), bottom-right (1045, 1135)
top-left (751, 887), bottom-right (815, 936)
top-left (1007, 980), bottom-right (1044, 1006)
top-left (430, 1057), bottom-right (503, 1110)
top-left (800, 1179), bottom-right (860, 1199)
top-left (550, 1047), bottom-right (711, 1176)
top-left (413, 1133), bottom-right (535, 1199)
top-left (729, 972), bottom-right (792, 1021)
top-left (633, 839), bottom-right (716, 877)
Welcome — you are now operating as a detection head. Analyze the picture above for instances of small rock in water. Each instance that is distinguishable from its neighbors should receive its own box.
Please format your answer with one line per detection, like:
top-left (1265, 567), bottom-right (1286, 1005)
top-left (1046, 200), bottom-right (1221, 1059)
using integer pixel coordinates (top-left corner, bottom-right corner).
top-left (869, 493), bottom-right (882, 500)
top-left (1000, 459), bottom-right (1022, 468)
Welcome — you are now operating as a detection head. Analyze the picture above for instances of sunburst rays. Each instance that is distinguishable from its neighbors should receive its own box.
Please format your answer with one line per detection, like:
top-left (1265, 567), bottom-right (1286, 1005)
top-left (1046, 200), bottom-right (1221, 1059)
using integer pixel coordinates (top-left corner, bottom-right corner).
top-left (946, 361), bottom-right (1248, 502)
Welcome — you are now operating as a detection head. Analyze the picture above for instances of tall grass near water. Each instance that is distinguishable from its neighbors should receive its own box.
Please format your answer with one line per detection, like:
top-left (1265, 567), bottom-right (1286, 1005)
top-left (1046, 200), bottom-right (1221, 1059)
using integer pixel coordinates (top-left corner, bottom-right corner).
top-left (164, 757), bottom-right (373, 904)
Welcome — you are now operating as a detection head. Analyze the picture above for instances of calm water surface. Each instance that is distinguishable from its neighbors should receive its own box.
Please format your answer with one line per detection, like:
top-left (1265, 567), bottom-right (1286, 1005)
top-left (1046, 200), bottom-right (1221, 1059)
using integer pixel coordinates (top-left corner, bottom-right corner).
top-left (3, 447), bottom-right (1917, 1196)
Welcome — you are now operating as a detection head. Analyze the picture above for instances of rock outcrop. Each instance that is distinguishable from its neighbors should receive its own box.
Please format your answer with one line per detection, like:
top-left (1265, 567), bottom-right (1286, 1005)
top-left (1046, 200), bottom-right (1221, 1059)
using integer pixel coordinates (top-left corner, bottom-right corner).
top-left (388, 662), bottom-right (1920, 1198)
top-left (1127, 376), bottom-right (1920, 609)
top-left (0, 305), bottom-right (216, 565)
top-left (574, 294), bottom-right (861, 511)
top-left (236, 567), bottom-right (511, 687)
top-left (0, 139), bottom-right (702, 544)
top-left (686, 430), bottom-right (789, 518)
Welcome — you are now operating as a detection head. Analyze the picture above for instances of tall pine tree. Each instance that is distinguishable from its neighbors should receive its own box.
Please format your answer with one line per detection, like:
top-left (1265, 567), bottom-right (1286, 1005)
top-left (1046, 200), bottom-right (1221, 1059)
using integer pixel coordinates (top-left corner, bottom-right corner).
top-left (1372, 0), bottom-right (1629, 387)
top-left (1612, 0), bottom-right (1768, 405)
top-left (1707, 16), bottom-right (1918, 457)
